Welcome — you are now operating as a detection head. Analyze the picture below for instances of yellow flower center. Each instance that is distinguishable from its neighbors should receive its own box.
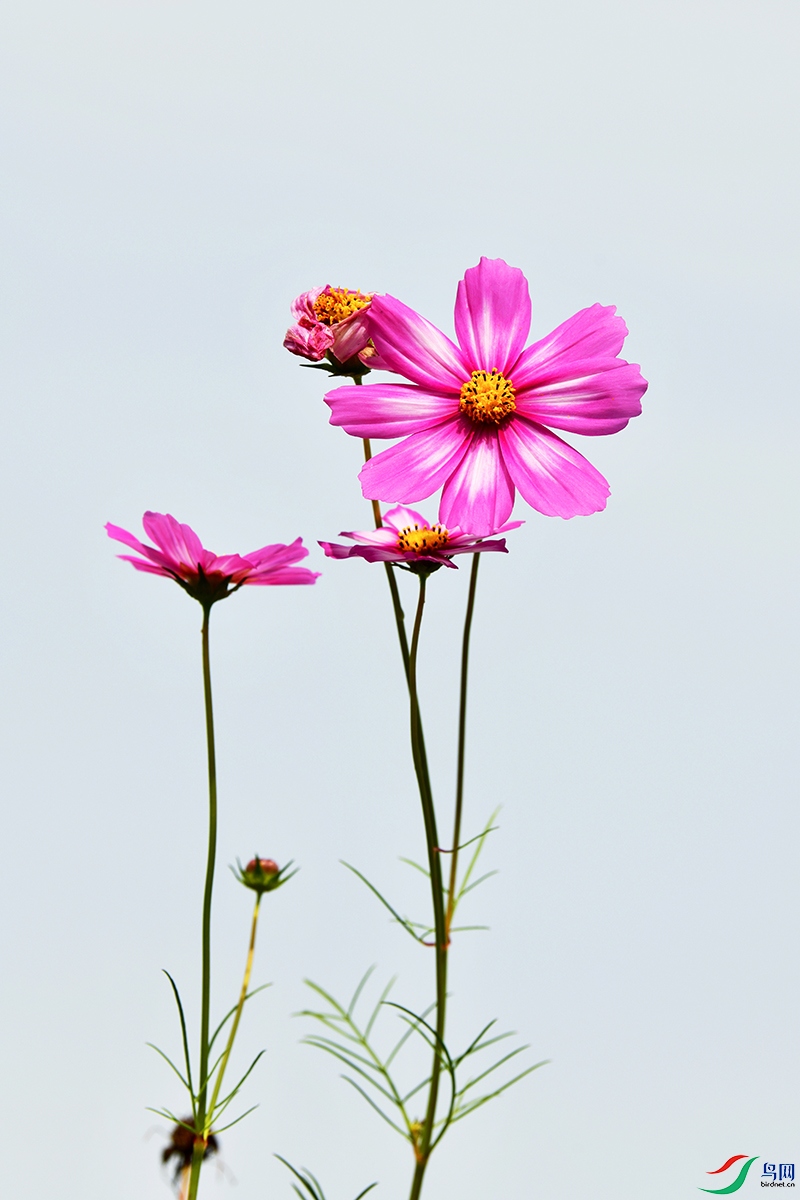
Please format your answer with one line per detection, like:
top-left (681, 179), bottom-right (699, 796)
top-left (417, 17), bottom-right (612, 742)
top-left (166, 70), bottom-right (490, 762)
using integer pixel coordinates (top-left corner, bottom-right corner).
top-left (313, 287), bottom-right (372, 326)
top-left (459, 368), bottom-right (516, 425)
top-left (397, 524), bottom-right (450, 554)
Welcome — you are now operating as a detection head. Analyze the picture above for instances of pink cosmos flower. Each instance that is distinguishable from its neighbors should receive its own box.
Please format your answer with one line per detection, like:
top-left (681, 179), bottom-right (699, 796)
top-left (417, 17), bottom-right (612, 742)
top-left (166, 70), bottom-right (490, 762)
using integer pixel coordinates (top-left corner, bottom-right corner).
top-left (324, 258), bottom-right (647, 536)
top-left (106, 511), bottom-right (319, 605)
top-left (284, 285), bottom-right (381, 368)
top-left (319, 504), bottom-right (519, 573)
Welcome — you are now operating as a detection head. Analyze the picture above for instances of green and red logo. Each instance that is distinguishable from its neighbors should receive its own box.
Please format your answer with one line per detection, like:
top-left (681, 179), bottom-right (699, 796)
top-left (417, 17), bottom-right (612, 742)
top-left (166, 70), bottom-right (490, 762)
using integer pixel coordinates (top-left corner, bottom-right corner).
top-left (699, 1156), bottom-right (759, 1194)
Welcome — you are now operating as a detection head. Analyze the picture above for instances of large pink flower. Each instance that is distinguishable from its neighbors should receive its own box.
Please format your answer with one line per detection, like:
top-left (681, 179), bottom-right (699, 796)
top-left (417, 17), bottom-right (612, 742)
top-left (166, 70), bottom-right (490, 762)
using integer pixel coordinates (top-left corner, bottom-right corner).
top-left (324, 258), bottom-right (647, 536)
top-left (320, 504), bottom-right (519, 573)
top-left (106, 512), bottom-right (320, 605)
top-left (284, 285), bottom-right (379, 368)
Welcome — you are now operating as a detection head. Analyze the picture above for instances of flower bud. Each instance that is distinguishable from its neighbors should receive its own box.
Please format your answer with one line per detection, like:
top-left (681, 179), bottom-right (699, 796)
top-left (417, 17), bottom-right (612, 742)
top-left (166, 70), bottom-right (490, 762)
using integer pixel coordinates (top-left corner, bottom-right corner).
top-left (234, 855), bottom-right (296, 894)
top-left (246, 857), bottom-right (278, 876)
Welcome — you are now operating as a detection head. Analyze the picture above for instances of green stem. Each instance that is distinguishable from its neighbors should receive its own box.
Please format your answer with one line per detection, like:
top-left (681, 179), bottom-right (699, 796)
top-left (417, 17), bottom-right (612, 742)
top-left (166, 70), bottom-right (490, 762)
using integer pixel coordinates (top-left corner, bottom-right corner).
top-left (360, 429), bottom-right (411, 680)
top-left (187, 602), bottom-right (218, 1200)
top-left (406, 575), bottom-right (447, 1200)
top-left (445, 553), bottom-right (481, 939)
top-left (206, 893), bottom-right (263, 1122)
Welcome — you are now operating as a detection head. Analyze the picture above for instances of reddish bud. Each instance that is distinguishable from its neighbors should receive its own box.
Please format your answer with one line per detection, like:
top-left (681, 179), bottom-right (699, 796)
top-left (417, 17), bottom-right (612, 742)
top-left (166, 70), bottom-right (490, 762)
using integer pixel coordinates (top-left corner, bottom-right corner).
top-left (234, 855), bottom-right (295, 895)
top-left (246, 857), bottom-right (279, 875)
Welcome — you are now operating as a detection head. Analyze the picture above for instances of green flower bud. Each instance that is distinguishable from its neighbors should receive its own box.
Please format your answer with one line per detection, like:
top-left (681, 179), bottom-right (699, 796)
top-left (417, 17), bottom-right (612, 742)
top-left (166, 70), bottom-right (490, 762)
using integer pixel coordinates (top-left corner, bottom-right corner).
top-left (233, 855), bottom-right (296, 894)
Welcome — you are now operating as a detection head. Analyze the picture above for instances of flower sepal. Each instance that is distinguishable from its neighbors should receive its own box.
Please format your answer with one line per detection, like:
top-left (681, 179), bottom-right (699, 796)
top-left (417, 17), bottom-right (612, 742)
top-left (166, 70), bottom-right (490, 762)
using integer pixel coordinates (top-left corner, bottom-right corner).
top-left (300, 350), bottom-right (372, 379)
top-left (233, 856), bottom-right (297, 895)
top-left (396, 559), bottom-right (444, 578)
top-left (176, 565), bottom-right (243, 607)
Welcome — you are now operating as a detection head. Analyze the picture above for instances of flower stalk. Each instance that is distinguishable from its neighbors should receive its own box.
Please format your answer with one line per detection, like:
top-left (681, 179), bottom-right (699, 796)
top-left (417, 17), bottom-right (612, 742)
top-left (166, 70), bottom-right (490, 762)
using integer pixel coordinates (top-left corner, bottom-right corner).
top-left (187, 601), bottom-right (218, 1200)
top-left (206, 891), bottom-right (263, 1124)
top-left (445, 552), bottom-right (481, 940)
top-left (357, 391), bottom-right (410, 680)
top-left (406, 574), bottom-right (447, 1200)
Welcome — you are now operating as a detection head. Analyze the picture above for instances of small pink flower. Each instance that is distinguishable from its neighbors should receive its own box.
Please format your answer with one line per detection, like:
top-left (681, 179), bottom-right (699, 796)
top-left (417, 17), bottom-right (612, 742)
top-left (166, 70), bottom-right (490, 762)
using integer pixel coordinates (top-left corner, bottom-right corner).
top-left (106, 511), bottom-right (320, 605)
top-left (324, 258), bottom-right (647, 535)
top-left (319, 504), bottom-right (520, 573)
top-left (284, 285), bottom-right (379, 367)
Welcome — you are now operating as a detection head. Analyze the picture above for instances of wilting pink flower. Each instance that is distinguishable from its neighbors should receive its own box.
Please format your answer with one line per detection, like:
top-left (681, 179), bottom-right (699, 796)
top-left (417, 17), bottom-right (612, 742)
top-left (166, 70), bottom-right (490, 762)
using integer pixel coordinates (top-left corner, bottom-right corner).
top-left (320, 504), bottom-right (519, 572)
top-left (106, 511), bottom-right (319, 605)
top-left (324, 258), bottom-right (647, 535)
top-left (284, 285), bottom-right (379, 367)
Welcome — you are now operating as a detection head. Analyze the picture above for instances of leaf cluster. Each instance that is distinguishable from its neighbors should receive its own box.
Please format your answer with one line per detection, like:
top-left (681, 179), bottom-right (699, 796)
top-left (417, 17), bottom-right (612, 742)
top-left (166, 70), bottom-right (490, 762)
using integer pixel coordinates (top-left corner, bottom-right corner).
top-left (146, 971), bottom-right (270, 1137)
top-left (275, 1155), bottom-right (377, 1200)
top-left (343, 809), bottom-right (501, 945)
top-left (299, 968), bottom-right (546, 1156)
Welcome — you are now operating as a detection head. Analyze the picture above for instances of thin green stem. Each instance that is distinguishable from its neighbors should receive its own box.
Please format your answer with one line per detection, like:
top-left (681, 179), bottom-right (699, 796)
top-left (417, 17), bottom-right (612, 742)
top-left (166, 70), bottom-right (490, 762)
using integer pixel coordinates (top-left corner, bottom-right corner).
top-left (445, 553), bottom-right (481, 939)
top-left (187, 602), bottom-right (218, 1200)
top-left (406, 575), bottom-right (447, 1200)
top-left (361, 436), bottom-right (384, 532)
top-left (360, 424), bottom-right (411, 680)
top-left (206, 894), bottom-right (262, 1122)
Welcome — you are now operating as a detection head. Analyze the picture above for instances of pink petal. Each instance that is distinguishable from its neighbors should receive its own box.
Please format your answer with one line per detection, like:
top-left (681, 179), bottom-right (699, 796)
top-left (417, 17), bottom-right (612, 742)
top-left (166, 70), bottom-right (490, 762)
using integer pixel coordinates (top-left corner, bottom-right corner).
top-left (359, 419), bottom-right (472, 504)
top-left (439, 428), bottom-right (516, 537)
top-left (332, 528), bottom-right (398, 549)
top-left (211, 553), bottom-right (258, 578)
top-left (244, 538), bottom-right (309, 569)
top-left (499, 417), bottom-right (610, 518)
top-left (514, 360), bottom-right (646, 435)
top-left (116, 554), bottom-right (173, 577)
top-left (325, 382), bottom-right (456, 439)
top-left (142, 512), bottom-right (205, 569)
top-left (447, 519), bottom-right (523, 544)
top-left (319, 541), bottom-right (358, 560)
top-left (381, 505), bottom-right (433, 532)
top-left (321, 542), bottom-right (400, 563)
top-left (245, 567), bottom-right (320, 586)
top-left (367, 294), bottom-right (469, 391)
top-left (105, 522), bottom-right (173, 570)
top-left (454, 257), bottom-right (532, 375)
top-left (289, 286), bottom-right (326, 323)
top-left (358, 346), bottom-right (392, 371)
top-left (106, 522), bottom-right (153, 557)
top-left (331, 309), bottom-right (371, 361)
top-left (510, 304), bottom-right (629, 384)
top-left (284, 321), bottom-right (333, 361)
top-left (446, 538), bottom-right (508, 556)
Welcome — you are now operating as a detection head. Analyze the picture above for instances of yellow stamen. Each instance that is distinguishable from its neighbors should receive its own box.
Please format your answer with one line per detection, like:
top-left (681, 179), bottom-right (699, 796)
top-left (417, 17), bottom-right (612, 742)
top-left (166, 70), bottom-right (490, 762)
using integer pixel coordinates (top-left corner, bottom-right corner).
top-left (313, 287), bottom-right (372, 326)
top-left (459, 368), bottom-right (516, 425)
top-left (397, 524), bottom-right (450, 554)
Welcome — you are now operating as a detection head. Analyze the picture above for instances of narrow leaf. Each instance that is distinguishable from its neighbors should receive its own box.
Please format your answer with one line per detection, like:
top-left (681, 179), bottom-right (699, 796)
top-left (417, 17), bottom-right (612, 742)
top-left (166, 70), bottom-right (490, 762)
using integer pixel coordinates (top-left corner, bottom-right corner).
top-left (365, 976), bottom-right (397, 1040)
top-left (451, 1060), bottom-right (549, 1122)
top-left (342, 1076), bottom-right (408, 1138)
top-left (398, 856), bottom-right (429, 877)
top-left (385, 1000), bottom-right (437, 1068)
top-left (208, 984), bottom-right (271, 1052)
top-left (458, 870), bottom-right (499, 898)
top-left (275, 1155), bottom-right (325, 1200)
top-left (457, 1045), bottom-right (531, 1095)
top-left (163, 970), bottom-right (195, 1102)
top-left (341, 862), bottom-right (423, 943)
top-left (146, 1042), bottom-right (191, 1093)
top-left (348, 965), bottom-right (378, 1019)
top-left (211, 1104), bottom-right (259, 1134)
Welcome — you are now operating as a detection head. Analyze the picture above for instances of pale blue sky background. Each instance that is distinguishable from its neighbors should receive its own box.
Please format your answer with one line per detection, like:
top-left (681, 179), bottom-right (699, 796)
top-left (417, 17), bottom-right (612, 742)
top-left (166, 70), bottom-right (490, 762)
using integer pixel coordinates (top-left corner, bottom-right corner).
top-left (1, 2), bottom-right (798, 1198)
